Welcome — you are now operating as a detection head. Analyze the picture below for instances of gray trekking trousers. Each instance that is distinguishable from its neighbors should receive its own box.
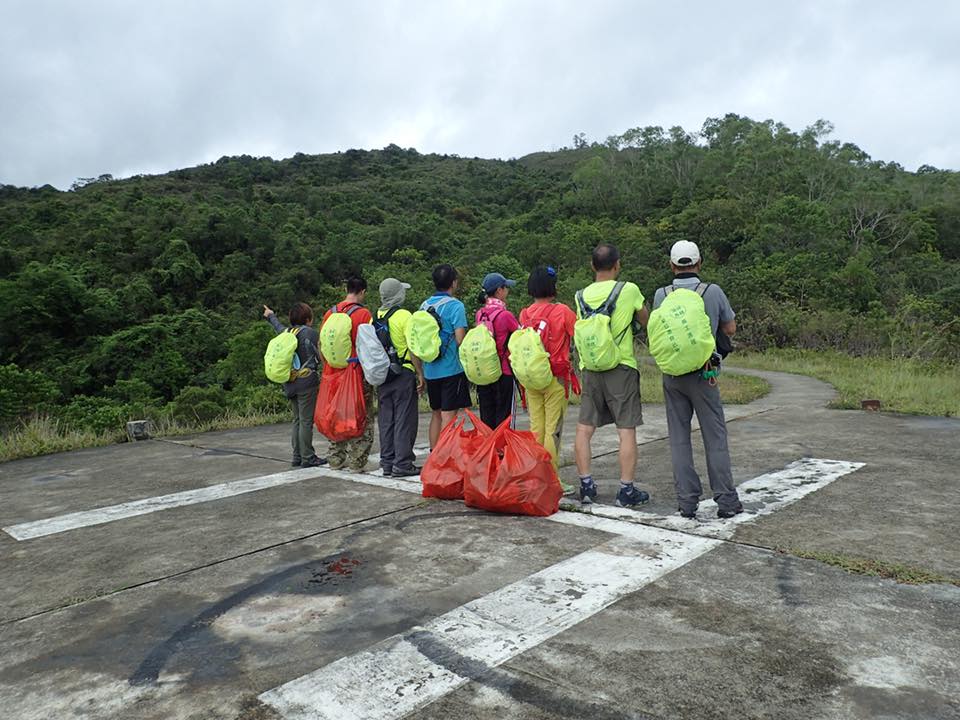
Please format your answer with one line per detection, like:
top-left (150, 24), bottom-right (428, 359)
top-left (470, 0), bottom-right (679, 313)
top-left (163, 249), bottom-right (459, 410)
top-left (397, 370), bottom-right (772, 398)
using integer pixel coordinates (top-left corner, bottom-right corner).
top-left (377, 369), bottom-right (419, 472)
top-left (662, 372), bottom-right (740, 513)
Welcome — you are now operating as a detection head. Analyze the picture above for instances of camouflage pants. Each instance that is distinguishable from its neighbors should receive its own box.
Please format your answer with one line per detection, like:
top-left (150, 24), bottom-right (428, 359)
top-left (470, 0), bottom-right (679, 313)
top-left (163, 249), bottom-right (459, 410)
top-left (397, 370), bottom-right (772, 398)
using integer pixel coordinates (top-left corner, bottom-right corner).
top-left (328, 380), bottom-right (376, 471)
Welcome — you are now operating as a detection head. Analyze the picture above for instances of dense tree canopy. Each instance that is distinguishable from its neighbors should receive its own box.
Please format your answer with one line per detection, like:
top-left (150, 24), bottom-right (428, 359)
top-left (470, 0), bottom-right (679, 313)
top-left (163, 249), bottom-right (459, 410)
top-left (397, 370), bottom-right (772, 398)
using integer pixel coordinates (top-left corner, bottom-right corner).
top-left (1, 115), bottom-right (958, 430)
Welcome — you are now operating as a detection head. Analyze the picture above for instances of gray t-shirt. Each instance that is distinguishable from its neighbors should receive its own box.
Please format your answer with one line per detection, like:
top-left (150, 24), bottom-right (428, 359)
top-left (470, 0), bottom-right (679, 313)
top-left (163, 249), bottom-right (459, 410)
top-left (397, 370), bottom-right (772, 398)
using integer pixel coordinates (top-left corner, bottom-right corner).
top-left (652, 276), bottom-right (735, 340)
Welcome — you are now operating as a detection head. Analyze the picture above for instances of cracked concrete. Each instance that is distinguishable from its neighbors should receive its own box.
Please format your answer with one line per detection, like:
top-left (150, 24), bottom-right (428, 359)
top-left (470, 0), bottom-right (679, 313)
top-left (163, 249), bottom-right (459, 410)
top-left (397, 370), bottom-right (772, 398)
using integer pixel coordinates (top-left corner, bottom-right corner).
top-left (0, 366), bottom-right (957, 719)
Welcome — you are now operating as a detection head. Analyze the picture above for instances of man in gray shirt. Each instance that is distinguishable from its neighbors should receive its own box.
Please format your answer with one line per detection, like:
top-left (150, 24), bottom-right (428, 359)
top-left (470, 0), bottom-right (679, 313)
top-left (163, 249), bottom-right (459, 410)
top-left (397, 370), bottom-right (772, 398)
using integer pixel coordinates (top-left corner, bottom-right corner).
top-left (651, 241), bottom-right (742, 520)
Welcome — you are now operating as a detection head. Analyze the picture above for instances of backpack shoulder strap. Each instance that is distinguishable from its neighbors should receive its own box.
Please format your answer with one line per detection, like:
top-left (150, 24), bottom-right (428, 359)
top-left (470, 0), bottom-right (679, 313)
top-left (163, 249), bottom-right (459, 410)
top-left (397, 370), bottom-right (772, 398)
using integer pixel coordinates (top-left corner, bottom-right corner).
top-left (344, 303), bottom-right (364, 317)
top-left (695, 283), bottom-right (710, 297)
top-left (382, 306), bottom-right (400, 322)
top-left (664, 285), bottom-right (674, 296)
top-left (601, 281), bottom-right (626, 314)
top-left (575, 290), bottom-right (591, 317)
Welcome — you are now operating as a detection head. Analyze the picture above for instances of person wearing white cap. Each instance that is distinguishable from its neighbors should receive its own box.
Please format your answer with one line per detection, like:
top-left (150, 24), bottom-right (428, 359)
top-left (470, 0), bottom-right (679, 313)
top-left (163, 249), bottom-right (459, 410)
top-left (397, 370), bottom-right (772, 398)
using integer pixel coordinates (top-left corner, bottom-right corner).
top-left (375, 278), bottom-right (425, 477)
top-left (651, 241), bottom-right (742, 520)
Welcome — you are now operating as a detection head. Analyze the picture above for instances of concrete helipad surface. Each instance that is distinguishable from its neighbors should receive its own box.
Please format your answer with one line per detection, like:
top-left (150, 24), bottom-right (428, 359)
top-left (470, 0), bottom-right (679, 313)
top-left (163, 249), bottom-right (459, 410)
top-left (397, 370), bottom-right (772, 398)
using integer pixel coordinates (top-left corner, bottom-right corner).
top-left (0, 367), bottom-right (958, 720)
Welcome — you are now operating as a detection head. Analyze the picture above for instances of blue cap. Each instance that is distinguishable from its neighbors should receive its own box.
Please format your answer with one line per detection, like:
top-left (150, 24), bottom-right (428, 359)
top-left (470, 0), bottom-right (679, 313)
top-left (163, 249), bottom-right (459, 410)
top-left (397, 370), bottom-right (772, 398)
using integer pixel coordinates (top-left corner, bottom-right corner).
top-left (482, 272), bottom-right (517, 293)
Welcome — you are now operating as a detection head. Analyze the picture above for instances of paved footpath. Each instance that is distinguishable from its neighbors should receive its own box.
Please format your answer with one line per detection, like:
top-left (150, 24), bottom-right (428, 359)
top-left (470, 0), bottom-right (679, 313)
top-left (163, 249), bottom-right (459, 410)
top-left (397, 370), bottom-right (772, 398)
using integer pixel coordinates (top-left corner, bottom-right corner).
top-left (0, 368), bottom-right (958, 719)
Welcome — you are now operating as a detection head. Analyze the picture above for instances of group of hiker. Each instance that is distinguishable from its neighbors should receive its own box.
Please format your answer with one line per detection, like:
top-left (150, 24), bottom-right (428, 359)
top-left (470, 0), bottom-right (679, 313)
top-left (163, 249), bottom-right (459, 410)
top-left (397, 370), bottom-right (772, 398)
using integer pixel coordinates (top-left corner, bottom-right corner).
top-left (263, 240), bottom-right (743, 520)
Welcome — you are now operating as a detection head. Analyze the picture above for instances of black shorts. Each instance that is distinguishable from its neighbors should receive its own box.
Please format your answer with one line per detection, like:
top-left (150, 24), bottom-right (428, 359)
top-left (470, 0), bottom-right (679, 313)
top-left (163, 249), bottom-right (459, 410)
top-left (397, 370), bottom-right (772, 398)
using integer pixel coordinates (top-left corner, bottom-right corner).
top-left (426, 373), bottom-right (472, 412)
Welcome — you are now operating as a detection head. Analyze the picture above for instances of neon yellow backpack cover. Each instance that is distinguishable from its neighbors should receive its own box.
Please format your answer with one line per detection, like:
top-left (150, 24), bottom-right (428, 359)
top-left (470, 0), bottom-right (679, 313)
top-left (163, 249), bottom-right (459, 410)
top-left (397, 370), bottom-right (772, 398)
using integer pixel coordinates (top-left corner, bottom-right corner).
top-left (574, 282), bottom-right (626, 372)
top-left (406, 310), bottom-right (442, 362)
top-left (647, 288), bottom-right (715, 376)
top-left (264, 328), bottom-right (301, 383)
top-left (459, 325), bottom-right (502, 385)
top-left (508, 327), bottom-right (553, 390)
top-left (320, 305), bottom-right (360, 368)
top-left (406, 297), bottom-right (453, 363)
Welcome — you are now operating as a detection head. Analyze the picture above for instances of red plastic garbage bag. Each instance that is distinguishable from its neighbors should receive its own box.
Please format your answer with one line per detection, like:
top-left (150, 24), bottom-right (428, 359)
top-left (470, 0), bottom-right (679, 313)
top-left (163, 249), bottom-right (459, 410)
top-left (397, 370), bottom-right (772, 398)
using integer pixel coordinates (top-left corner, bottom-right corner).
top-left (421, 410), bottom-right (491, 500)
top-left (314, 363), bottom-right (366, 441)
top-left (463, 417), bottom-right (563, 517)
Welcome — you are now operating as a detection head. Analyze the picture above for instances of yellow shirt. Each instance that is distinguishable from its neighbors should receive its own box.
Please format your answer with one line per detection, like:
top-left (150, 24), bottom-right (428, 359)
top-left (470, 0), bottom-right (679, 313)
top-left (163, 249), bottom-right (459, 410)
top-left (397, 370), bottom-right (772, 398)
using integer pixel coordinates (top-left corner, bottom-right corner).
top-left (576, 280), bottom-right (645, 370)
top-left (377, 307), bottom-right (415, 372)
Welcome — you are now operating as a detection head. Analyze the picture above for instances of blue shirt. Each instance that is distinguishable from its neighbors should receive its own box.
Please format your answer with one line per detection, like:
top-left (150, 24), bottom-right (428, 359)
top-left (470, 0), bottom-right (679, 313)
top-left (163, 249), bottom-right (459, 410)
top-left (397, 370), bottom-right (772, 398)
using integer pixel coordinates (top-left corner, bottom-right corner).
top-left (422, 292), bottom-right (467, 380)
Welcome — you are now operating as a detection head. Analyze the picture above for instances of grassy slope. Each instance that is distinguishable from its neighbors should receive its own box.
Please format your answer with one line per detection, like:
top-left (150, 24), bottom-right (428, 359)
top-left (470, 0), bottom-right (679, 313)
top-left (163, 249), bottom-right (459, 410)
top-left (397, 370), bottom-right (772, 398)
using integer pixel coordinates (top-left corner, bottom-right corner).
top-left (732, 349), bottom-right (960, 417)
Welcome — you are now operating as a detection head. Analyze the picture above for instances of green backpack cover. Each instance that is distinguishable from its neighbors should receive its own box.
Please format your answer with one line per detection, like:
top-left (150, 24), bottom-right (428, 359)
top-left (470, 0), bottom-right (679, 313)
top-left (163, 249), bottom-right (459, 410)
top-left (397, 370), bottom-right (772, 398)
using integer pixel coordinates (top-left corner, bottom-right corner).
top-left (320, 304), bottom-right (361, 368)
top-left (264, 328), bottom-right (301, 383)
top-left (406, 296), bottom-right (454, 363)
top-left (573, 281), bottom-right (627, 372)
top-left (459, 324), bottom-right (502, 386)
top-left (647, 286), bottom-right (715, 376)
top-left (508, 327), bottom-right (553, 391)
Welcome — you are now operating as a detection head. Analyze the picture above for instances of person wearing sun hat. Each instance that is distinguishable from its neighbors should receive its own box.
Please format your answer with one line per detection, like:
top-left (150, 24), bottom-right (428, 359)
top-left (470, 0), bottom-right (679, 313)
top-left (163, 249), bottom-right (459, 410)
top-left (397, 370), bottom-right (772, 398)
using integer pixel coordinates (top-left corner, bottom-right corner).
top-left (473, 272), bottom-right (520, 428)
top-left (375, 277), bottom-right (425, 477)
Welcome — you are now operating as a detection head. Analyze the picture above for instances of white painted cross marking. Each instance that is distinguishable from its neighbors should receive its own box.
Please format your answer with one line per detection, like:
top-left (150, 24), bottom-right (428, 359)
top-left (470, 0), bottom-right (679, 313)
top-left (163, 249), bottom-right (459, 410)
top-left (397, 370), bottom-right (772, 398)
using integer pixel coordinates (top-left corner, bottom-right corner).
top-left (259, 458), bottom-right (864, 719)
top-left (565, 458), bottom-right (866, 540)
top-left (260, 525), bottom-right (720, 720)
top-left (1, 464), bottom-right (428, 542)
top-left (2, 468), bottom-right (331, 541)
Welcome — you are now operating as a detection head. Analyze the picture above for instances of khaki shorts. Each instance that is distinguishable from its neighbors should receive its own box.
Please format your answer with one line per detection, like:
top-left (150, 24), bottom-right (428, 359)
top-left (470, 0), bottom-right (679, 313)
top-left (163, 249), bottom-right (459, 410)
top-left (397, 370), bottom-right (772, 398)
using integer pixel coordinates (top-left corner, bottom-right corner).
top-left (578, 365), bottom-right (643, 428)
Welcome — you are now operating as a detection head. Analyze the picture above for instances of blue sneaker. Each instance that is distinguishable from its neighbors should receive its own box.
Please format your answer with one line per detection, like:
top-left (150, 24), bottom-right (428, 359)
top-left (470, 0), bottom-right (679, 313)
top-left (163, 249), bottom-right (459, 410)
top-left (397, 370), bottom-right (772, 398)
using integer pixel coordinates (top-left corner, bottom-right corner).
top-left (579, 480), bottom-right (598, 504)
top-left (615, 484), bottom-right (650, 508)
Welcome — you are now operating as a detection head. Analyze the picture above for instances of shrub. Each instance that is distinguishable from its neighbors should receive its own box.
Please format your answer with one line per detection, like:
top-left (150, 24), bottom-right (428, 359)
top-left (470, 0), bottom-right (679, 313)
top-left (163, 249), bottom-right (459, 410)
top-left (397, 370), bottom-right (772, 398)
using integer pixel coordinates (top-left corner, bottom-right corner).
top-left (0, 363), bottom-right (60, 426)
top-left (59, 395), bottom-right (133, 435)
top-left (170, 385), bottom-right (227, 423)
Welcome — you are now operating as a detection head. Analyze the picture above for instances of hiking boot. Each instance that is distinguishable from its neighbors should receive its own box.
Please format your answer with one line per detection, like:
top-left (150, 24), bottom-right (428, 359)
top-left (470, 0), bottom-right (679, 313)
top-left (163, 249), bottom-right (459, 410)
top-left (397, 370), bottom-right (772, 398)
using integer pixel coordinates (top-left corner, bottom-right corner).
top-left (302, 456), bottom-right (328, 468)
top-left (392, 466), bottom-right (422, 477)
top-left (615, 484), bottom-right (650, 508)
top-left (380, 466), bottom-right (393, 477)
top-left (717, 502), bottom-right (744, 519)
top-left (579, 479), bottom-right (598, 504)
top-left (291, 458), bottom-right (302, 468)
top-left (679, 506), bottom-right (698, 519)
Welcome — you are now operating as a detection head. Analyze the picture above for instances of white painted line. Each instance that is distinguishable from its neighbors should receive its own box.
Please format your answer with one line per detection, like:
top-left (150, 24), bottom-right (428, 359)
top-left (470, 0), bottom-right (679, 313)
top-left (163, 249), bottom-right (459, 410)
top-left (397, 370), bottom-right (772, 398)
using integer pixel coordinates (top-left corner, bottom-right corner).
top-left (1, 463), bottom-right (426, 542)
top-left (564, 457), bottom-right (864, 540)
top-left (259, 457), bottom-right (864, 719)
top-left (321, 468), bottom-right (422, 494)
top-left (4, 468), bottom-right (339, 541)
top-left (260, 524), bottom-right (720, 720)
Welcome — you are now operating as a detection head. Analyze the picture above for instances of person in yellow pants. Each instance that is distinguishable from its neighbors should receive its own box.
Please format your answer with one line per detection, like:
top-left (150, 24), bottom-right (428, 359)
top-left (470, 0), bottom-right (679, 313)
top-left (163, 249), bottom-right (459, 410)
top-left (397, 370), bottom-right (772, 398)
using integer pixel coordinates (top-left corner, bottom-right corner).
top-left (526, 376), bottom-right (568, 468)
top-left (518, 267), bottom-right (580, 476)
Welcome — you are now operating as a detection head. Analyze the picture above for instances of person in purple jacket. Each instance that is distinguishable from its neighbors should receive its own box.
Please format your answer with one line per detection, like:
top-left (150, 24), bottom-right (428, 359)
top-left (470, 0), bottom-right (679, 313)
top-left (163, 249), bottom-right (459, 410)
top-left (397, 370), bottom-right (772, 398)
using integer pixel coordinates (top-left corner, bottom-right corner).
top-left (474, 272), bottom-right (520, 428)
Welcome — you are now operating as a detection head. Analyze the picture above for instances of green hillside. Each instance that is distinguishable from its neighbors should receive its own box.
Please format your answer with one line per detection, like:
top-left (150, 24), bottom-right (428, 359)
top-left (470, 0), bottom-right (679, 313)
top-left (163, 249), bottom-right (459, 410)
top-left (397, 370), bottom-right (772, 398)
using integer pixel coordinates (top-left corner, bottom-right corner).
top-left (2, 114), bottom-right (958, 443)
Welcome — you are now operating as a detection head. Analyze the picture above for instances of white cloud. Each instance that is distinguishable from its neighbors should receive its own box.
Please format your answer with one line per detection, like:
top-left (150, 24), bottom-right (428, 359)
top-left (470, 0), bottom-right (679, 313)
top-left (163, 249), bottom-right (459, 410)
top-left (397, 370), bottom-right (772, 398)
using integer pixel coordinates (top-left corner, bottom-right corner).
top-left (1, 0), bottom-right (958, 188)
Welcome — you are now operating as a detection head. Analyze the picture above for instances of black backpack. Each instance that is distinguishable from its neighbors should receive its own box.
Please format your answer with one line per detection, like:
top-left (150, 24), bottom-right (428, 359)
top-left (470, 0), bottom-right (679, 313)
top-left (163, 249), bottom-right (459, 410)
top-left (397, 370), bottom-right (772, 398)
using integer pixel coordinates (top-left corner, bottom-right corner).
top-left (373, 307), bottom-right (407, 382)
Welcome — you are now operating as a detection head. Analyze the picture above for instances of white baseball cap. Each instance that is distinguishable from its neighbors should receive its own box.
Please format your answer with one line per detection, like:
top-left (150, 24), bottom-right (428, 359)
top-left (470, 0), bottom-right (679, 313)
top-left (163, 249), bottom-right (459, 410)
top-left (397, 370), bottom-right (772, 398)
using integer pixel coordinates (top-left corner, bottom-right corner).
top-left (670, 240), bottom-right (701, 267)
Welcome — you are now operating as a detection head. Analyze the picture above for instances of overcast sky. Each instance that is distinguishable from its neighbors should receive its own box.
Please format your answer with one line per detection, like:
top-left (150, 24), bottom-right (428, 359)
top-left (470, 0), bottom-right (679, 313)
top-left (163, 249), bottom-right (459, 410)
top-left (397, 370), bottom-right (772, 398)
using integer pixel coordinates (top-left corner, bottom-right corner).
top-left (1, 0), bottom-right (958, 189)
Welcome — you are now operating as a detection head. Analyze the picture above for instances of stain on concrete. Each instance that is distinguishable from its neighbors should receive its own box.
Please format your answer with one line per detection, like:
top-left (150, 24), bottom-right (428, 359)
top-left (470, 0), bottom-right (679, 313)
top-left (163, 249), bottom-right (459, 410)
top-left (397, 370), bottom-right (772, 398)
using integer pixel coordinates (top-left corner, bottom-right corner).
top-left (406, 629), bottom-right (652, 720)
top-left (775, 555), bottom-right (805, 607)
top-left (234, 694), bottom-right (282, 720)
top-left (127, 554), bottom-right (364, 686)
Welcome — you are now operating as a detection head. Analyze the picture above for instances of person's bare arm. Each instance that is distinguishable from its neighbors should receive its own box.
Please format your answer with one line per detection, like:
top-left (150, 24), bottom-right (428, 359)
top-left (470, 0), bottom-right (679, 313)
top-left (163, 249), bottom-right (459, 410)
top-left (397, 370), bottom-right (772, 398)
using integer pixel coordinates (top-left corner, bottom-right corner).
top-left (454, 327), bottom-right (467, 346)
top-left (721, 319), bottom-right (737, 336)
top-left (411, 355), bottom-right (426, 395)
top-left (635, 306), bottom-right (649, 328)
